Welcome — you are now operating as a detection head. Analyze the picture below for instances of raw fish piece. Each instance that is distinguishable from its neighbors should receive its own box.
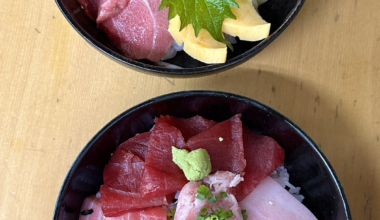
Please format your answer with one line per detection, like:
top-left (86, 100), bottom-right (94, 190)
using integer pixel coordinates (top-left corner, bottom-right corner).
top-left (80, 195), bottom-right (167, 220)
top-left (239, 177), bottom-right (317, 220)
top-left (175, 172), bottom-right (243, 220)
top-left (155, 115), bottom-right (217, 141)
top-left (77, 0), bottom-right (128, 22)
top-left (145, 122), bottom-right (187, 180)
top-left (100, 186), bottom-right (168, 217)
top-left (187, 114), bottom-right (246, 174)
top-left (231, 127), bottom-right (285, 201)
top-left (103, 149), bottom-right (144, 193)
top-left (98, 0), bottom-right (173, 61)
top-left (118, 132), bottom-right (151, 160)
top-left (140, 165), bottom-right (188, 198)
top-left (203, 171), bottom-right (243, 194)
top-left (96, 0), bottom-right (129, 23)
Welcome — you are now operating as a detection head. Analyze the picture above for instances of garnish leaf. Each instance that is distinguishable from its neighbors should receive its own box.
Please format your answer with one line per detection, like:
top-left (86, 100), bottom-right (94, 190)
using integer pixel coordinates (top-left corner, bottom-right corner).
top-left (159, 0), bottom-right (239, 50)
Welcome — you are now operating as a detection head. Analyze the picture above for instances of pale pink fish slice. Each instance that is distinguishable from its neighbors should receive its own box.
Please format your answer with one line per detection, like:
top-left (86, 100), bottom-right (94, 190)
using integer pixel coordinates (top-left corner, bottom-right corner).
top-left (239, 177), bottom-right (317, 220)
top-left (175, 172), bottom-right (244, 220)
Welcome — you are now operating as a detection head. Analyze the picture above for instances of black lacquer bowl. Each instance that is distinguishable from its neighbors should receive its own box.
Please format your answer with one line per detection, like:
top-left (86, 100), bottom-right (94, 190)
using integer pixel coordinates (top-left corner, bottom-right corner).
top-left (55, 0), bottom-right (305, 77)
top-left (54, 91), bottom-right (351, 220)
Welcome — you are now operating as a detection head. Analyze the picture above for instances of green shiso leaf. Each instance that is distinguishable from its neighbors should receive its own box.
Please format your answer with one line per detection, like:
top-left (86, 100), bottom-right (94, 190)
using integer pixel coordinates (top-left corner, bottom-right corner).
top-left (159, 0), bottom-right (239, 50)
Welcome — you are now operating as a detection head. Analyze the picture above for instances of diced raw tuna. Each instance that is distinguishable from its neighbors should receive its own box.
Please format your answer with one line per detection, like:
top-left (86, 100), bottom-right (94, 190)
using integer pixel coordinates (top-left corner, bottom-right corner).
top-left (231, 127), bottom-right (285, 202)
top-left (96, 0), bottom-right (130, 23)
top-left (239, 177), bottom-right (317, 220)
top-left (103, 149), bottom-right (144, 193)
top-left (80, 195), bottom-right (167, 220)
top-left (118, 132), bottom-right (151, 160)
top-left (145, 122), bottom-right (187, 180)
top-left (77, 0), bottom-right (128, 22)
top-left (155, 115), bottom-right (217, 141)
top-left (98, 0), bottom-right (173, 61)
top-left (187, 114), bottom-right (246, 174)
top-left (100, 186), bottom-right (168, 217)
top-left (140, 165), bottom-right (188, 198)
top-left (175, 172), bottom-right (244, 220)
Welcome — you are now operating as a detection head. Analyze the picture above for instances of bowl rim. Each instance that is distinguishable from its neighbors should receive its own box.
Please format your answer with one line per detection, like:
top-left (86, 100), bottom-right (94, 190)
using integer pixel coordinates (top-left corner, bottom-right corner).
top-left (54, 0), bottom-right (306, 76)
top-left (53, 90), bottom-right (351, 219)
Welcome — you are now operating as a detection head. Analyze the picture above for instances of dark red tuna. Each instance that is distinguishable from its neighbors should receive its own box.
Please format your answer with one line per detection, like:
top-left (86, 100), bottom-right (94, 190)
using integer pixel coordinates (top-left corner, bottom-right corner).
top-left (100, 186), bottom-right (168, 217)
top-left (145, 122), bottom-right (187, 180)
top-left (103, 149), bottom-right (144, 193)
top-left (118, 132), bottom-right (151, 160)
top-left (155, 115), bottom-right (217, 141)
top-left (231, 127), bottom-right (285, 202)
top-left (140, 165), bottom-right (188, 198)
top-left (187, 114), bottom-right (246, 174)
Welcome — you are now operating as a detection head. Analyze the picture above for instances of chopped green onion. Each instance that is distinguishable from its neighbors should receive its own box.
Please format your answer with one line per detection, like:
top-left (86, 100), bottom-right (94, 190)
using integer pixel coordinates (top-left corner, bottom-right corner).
top-left (197, 185), bottom-right (212, 198)
top-left (208, 196), bottom-right (220, 203)
top-left (197, 216), bottom-right (205, 220)
top-left (241, 210), bottom-right (246, 214)
top-left (243, 213), bottom-right (248, 220)
top-left (197, 194), bottom-right (206, 200)
top-left (205, 217), bottom-right (211, 220)
top-left (217, 207), bottom-right (223, 214)
top-left (210, 214), bottom-right (219, 220)
top-left (220, 192), bottom-right (228, 198)
top-left (167, 208), bottom-right (176, 219)
top-left (200, 207), bottom-right (209, 217)
top-left (226, 210), bottom-right (234, 218)
top-left (218, 212), bottom-right (228, 220)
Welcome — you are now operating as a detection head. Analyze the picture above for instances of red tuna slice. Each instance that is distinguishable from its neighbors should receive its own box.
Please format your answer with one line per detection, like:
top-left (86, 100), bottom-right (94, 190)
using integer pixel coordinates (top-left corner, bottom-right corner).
top-left (118, 132), bottom-right (151, 160)
top-left (145, 122), bottom-right (187, 180)
top-left (96, 0), bottom-right (129, 23)
top-left (155, 115), bottom-right (217, 141)
top-left (187, 114), bottom-right (246, 174)
top-left (98, 0), bottom-right (173, 62)
top-left (239, 177), bottom-right (317, 220)
top-left (231, 127), bottom-right (285, 202)
top-left (103, 149), bottom-right (144, 193)
top-left (140, 165), bottom-right (188, 198)
top-left (80, 195), bottom-right (167, 220)
top-left (77, 0), bottom-right (129, 23)
top-left (100, 186), bottom-right (168, 217)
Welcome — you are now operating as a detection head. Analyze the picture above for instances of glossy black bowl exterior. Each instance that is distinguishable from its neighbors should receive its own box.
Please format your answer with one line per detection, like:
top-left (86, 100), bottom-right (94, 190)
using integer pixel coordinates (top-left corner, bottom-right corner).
top-left (54, 91), bottom-right (351, 220)
top-left (55, 0), bottom-right (305, 77)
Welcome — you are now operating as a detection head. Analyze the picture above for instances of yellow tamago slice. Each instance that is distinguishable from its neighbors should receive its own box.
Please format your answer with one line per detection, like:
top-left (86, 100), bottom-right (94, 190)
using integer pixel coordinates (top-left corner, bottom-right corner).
top-left (168, 15), bottom-right (184, 46)
top-left (168, 16), bottom-right (227, 64)
top-left (222, 0), bottom-right (271, 41)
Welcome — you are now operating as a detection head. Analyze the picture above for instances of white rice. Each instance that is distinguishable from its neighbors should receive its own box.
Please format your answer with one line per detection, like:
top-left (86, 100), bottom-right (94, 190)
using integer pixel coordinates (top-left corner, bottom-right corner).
top-left (270, 166), bottom-right (305, 202)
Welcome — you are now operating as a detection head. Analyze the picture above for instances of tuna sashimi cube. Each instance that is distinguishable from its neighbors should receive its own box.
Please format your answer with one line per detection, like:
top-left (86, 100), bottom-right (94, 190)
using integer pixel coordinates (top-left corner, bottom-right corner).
top-left (231, 127), bottom-right (285, 202)
top-left (98, 0), bottom-right (173, 62)
top-left (140, 165), bottom-right (188, 198)
top-left (187, 114), bottom-right (246, 174)
top-left (103, 149), bottom-right (144, 193)
top-left (118, 132), bottom-right (151, 160)
top-left (96, 0), bottom-right (130, 23)
top-left (239, 177), bottom-right (317, 220)
top-left (155, 115), bottom-right (217, 141)
top-left (100, 186), bottom-right (168, 217)
top-left (145, 122), bottom-right (187, 180)
top-left (80, 195), bottom-right (167, 220)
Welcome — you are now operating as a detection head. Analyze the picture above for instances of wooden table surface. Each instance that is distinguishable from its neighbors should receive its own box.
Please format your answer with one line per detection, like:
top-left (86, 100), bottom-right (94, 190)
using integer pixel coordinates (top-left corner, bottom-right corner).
top-left (1, 0), bottom-right (379, 219)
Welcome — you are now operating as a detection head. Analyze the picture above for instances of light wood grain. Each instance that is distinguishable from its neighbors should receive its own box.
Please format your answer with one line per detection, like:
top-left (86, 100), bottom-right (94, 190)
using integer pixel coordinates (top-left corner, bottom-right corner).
top-left (1, 0), bottom-right (379, 219)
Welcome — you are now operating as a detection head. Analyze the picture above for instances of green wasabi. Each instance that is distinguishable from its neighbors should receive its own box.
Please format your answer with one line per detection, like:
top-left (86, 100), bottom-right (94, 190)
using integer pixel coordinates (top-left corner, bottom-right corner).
top-left (172, 146), bottom-right (212, 181)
